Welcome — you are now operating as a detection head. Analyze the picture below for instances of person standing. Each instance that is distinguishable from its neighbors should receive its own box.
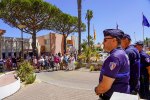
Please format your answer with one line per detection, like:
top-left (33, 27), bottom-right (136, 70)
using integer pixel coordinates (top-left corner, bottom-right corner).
top-left (121, 34), bottom-right (140, 95)
top-left (33, 56), bottom-right (37, 66)
top-left (63, 54), bottom-right (69, 70)
top-left (95, 29), bottom-right (130, 100)
top-left (68, 54), bottom-right (75, 70)
top-left (50, 54), bottom-right (55, 71)
top-left (12, 56), bottom-right (17, 70)
top-left (0, 58), bottom-right (4, 72)
top-left (54, 54), bottom-right (60, 71)
top-left (134, 41), bottom-right (150, 99)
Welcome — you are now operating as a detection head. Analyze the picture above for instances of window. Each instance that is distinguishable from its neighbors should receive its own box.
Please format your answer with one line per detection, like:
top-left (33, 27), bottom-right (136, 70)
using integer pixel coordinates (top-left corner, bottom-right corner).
top-left (44, 39), bottom-right (50, 45)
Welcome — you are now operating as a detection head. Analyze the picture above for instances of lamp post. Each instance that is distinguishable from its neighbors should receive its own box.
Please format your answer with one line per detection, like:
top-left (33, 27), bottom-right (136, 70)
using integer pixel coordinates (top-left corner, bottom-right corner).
top-left (18, 24), bottom-right (26, 59)
top-left (0, 29), bottom-right (5, 59)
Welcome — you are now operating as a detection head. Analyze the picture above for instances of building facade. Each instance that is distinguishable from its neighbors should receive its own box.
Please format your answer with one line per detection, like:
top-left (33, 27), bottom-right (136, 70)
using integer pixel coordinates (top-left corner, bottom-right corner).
top-left (37, 33), bottom-right (78, 55)
top-left (0, 32), bottom-right (78, 58)
top-left (0, 37), bottom-right (40, 58)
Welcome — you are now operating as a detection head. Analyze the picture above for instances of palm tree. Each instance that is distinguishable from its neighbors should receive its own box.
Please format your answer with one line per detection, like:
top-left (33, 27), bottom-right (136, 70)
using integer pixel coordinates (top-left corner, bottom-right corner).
top-left (77, 0), bottom-right (82, 55)
top-left (79, 35), bottom-right (100, 68)
top-left (144, 37), bottom-right (150, 47)
top-left (85, 10), bottom-right (93, 46)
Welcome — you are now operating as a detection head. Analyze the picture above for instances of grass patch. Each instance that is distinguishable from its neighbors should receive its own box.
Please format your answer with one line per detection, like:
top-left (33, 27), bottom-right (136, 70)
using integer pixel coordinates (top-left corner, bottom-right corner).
top-left (0, 72), bottom-right (3, 75)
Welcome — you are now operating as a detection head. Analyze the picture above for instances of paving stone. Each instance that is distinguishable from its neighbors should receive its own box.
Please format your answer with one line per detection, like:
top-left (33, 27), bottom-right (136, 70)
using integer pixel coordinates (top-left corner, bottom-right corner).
top-left (4, 82), bottom-right (99, 100)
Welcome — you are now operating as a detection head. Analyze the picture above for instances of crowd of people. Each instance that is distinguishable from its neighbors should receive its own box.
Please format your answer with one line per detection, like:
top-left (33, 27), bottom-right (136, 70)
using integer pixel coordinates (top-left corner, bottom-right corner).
top-left (0, 53), bottom-right (77, 72)
top-left (30, 53), bottom-right (76, 72)
top-left (0, 56), bottom-right (18, 71)
top-left (95, 29), bottom-right (150, 100)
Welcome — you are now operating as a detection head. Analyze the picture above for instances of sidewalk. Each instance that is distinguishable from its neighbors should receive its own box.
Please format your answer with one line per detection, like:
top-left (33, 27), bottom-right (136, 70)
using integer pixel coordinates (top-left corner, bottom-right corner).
top-left (36, 70), bottom-right (99, 91)
top-left (3, 70), bottom-right (99, 100)
top-left (2, 69), bottom-right (147, 100)
top-left (0, 71), bottom-right (17, 87)
top-left (0, 71), bottom-right (20, 99)
top-left (4, 82), bottom-right (99, 100)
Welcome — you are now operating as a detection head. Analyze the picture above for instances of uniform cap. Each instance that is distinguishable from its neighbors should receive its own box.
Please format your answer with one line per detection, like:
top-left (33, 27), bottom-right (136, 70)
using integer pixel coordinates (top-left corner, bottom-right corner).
top-left (123, 34), bottom-right (131, 40)
top-left (103, 29), bottom-right (124, 39)
top-left (134, 41), bottom-right (144, 46)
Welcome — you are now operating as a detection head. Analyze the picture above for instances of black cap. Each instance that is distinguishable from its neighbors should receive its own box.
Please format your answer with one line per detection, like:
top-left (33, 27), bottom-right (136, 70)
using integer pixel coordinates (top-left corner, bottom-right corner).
top-left (123, 33), bottom-right (131, 40)
top-left (103, 29), bottom-right (124, 39)
top-left (134, 41), bottom-right (144, 46)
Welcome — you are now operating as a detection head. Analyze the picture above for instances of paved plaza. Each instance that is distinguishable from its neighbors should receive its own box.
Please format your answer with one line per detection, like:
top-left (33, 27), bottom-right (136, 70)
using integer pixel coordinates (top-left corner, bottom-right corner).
top-left (4, 70), bottom-right (100, 100)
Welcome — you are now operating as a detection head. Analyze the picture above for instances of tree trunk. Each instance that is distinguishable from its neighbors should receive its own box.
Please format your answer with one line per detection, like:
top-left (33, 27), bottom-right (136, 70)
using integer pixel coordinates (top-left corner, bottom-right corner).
top-left (88, 20), bottom-right (90, 46)
top-left (77, 0), bottom-right (82, 55)
top-left (32, 30), bottom-right (37, 57)
top-left (63, 34), bottom-right (67, 54)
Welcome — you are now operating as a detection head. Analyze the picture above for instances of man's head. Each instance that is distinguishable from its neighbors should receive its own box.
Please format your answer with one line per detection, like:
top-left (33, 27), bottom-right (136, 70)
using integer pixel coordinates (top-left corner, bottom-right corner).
top-left (134, 41), bottom-right (144, 52)
top-left (103, 29), bottom-right (124, 52)
top-left (121, 33), bottom-right (131, 49)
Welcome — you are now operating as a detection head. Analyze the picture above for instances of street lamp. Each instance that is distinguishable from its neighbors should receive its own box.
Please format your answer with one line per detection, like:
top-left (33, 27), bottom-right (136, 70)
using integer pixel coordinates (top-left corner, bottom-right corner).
top-left (18, 24), bottom-right (26, 59)
top-left (0, 29), bottom-right (5, 59)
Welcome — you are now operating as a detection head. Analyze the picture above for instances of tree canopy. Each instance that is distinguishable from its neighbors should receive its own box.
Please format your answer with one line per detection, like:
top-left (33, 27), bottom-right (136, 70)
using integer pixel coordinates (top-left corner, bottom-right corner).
top-left (0, 0), bottom-right (86, 55)
top-left (0, 0), bottom-right (62, 55)
top-left (48, 13), bottom-right (86, 53)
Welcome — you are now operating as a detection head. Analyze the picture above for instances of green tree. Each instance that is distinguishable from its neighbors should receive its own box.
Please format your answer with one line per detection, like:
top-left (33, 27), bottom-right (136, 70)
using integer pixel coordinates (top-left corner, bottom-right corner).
top-left (144, 37), bottom-right (150, 47)
top-left (49, 13), bottom-right (86, 53)
top-left (81, 35), bottom-right (94, 50)
top-left (79, 35), bottom-right (98, 64)
top-left (0, 0), bottom-right (61, 56)
top-left (85, 10), bottom-right (93, 46)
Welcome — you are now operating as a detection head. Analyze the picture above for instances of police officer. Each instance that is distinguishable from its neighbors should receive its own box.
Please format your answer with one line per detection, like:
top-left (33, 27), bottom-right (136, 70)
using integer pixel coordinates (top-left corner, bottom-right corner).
top-left (121, 34), bottom-right (140, 95)
top-left (134, 41), bottom-right (150, 99)
top-left (95, 29), bottom-right (130, 100)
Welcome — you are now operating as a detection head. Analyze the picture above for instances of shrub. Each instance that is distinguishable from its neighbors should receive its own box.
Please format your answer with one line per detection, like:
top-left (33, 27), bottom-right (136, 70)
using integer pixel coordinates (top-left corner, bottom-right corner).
top-left (146, 51), bottom-right (150, 56)
top-left (90, 65), bottom-right (95, 71)
top-left (17, 61), bottom-right (36, 84)
top-left (74, 61), bottom-right (81, 69)
top-left (25, 74), bottom-right (36, 84)
top-left (74, 61), bottom-right (78, 66)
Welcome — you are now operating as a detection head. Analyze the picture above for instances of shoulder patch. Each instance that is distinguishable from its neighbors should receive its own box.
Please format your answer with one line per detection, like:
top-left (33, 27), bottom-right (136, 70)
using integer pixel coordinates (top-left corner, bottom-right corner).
top-left (109, 62), bottom-right (116, 70)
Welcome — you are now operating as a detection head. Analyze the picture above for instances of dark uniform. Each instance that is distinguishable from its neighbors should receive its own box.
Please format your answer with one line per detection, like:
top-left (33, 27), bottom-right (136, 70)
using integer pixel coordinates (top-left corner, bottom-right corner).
top-left (123, 34), bottom-right (140, 94)
top-left (135, 41), bottom-right (150, 99)
top-left (99, 29), bottom-right (130, 99)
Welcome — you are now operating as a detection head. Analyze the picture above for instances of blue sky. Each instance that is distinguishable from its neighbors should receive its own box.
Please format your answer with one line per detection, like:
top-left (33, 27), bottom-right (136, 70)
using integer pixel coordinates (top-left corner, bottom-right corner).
top-left (0, 0), bottom-right (150, 44)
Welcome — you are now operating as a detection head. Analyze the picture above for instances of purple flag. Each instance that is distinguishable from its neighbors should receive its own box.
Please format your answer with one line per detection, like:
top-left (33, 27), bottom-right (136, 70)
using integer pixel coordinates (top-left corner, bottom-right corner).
top-left (142, 14), bottom-right (150, 27)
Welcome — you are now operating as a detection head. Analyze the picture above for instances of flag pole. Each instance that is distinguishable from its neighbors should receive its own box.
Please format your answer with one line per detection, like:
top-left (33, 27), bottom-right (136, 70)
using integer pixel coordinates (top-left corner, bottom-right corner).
top-left (134, 32), bottom-right (136, 42)
top-left (142, 25), bottom-right (144, 44)
top-left (142, 12), bottom-right (144, 43)
top-left (93, 24), bottom-right (95, 41)
top-left (142, 24), bottom-right (145, 51)
top-left (142, 12), bottom-right (145, 48)
top-left (116, 22), bottom-right (118, 29)
top-left (142, 12), bottom-right (150, 49)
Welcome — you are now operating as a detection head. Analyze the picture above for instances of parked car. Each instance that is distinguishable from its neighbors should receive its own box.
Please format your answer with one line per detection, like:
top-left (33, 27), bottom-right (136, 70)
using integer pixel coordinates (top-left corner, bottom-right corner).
top-left (98, 51), bottom-right (108, 65)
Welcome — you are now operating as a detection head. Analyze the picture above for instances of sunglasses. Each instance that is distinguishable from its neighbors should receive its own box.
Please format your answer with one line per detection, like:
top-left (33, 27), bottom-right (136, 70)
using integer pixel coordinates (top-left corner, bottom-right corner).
top-left (104, 37), bottom-right (114, 42)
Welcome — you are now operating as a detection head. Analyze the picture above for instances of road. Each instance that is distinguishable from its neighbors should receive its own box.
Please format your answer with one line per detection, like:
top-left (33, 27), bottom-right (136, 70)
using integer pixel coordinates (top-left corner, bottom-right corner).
top-left (4, 70), bottom-right (100, 100)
